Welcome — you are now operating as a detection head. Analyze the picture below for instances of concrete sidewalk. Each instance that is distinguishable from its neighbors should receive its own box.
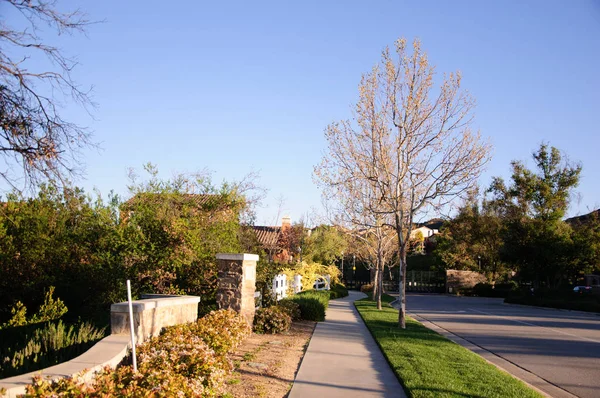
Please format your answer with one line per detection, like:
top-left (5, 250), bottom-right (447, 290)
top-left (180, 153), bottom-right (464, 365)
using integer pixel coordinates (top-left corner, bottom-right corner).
top-left (288, 291), bottom-right (406, 398)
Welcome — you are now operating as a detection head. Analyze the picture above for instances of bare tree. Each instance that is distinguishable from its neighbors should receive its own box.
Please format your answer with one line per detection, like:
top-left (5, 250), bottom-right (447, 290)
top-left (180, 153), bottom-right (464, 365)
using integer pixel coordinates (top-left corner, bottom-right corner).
top-left (349, 224), bottom-right (397, 310)
top-left (315, 38), bottom-right (491, 328)
top-left (0, 0), bottom-right (96, 192)
top-left (319, 156), bottom-right (397, 310)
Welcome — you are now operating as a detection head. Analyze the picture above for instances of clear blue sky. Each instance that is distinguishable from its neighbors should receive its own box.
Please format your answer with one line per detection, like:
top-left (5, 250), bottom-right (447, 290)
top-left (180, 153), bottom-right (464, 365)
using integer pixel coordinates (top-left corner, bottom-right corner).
top-left (4, 0), bottom-right (600, 224)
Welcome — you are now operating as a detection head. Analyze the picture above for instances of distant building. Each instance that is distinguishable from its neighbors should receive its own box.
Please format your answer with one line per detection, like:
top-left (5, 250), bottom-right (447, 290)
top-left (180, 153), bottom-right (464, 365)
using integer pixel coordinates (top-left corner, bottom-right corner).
top-left (252, 216), bottom-right (295, 262)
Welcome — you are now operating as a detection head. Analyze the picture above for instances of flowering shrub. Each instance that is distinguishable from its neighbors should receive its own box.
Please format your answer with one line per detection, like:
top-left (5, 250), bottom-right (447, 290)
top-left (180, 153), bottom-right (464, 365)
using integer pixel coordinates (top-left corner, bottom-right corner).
top-left (136, 331), bottom-right (227, 394)
top-left (277, 299), bottom-right (301, 321)
top-left (253, 306), bottom-right (292, 334)
top-left (23, 310), bottom-right (250, 397)
top-left (161, 309), bottom-right (250, 357)
top-left (282, 261), bottom-right (341, 295)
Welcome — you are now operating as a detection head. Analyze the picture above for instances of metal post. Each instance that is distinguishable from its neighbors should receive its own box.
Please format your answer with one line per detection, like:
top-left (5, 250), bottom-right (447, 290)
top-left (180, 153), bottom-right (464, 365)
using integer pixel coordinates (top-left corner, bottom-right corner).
top-left (341, 252), bottom-right (344, 282)
top-left (126, 280), bottom-right (137, 372)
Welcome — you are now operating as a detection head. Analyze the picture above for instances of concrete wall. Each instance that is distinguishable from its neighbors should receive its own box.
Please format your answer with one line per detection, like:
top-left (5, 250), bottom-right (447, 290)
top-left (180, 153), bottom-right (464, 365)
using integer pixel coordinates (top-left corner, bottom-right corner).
top-left (110, 294), bottom-right (200, 343)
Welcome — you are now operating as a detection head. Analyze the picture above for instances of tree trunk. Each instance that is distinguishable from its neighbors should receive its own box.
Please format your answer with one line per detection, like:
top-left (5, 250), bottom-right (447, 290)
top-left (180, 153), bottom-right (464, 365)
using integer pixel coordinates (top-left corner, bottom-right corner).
top-left (395, 215), bottom-right (408, 329)
top-left (376, 251), bottom-right (383, 310)
top-left (372, 266), bottom-right (379, 302)
top-left (398, 257), bottom-right (407, 329)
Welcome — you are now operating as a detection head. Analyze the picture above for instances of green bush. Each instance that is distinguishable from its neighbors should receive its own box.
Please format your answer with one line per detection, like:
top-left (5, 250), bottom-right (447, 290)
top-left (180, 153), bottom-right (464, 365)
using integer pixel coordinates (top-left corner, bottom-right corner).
top-left (277, 299), bottom-right (301, 321)
top-left (473, 283), bottom-right (517, 298)
top-left (1, 287), bottom-right (68, 330)
top-left (253, 307), bottom-right (292, 334)
top-left (0, 320), bottom-right (106, 378)
top-left (287, 290), bottom-right (330, 321)
top-left (329, 283), bottom-right (349, 299)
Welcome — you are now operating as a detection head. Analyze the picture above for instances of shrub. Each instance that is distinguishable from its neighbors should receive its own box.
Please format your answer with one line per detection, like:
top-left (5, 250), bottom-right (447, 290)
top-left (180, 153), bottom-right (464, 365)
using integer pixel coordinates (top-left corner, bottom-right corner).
top-left (473, 282), bottom-right (517, 298)
top-left (277, 299), bottom-right (301, 321)
top-left (24, 310), bottom-right (251, 397)
top-left (136, 331), bottom-right (227, 393)
top-left (287, 290), bottom-right (330, 321)
top-left (0, 320), bottom-right (106, 378)
top-left (281, 261), bottom-right (341, 294)
top-left (161, 309), bottom-right (250, 356)
top-left (0, 287), bottom-right (68, 330)
top-left (360, 283), bottom-right (374, 294)
top-left (329, 283), bottom-right (349, 299)
top-left (253, 307), bottom-right (292, 334)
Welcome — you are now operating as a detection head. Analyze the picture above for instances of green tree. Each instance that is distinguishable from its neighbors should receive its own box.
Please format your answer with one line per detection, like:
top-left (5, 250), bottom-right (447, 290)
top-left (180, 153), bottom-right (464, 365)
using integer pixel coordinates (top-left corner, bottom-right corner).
top-left (121, 165), bottom-right (245, 308)
top-left (0, 185), bottom-right (122, 322)
top-left (489, 144), bottom-right (581, 288)
top-left (303, 225), bottom-right (348, 266)
top-left (435, 190), bottom-right (507, 281)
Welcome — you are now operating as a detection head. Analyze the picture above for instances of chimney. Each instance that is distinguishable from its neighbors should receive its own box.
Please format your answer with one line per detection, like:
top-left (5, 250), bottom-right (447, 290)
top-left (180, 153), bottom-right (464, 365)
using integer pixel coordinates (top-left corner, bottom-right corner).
top-left (281, 216), bottom-right (291, 231)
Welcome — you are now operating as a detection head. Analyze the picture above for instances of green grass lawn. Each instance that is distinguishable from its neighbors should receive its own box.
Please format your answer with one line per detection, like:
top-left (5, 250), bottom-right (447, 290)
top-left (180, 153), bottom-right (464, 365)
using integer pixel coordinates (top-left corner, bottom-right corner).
top-left (355, 295), bottom-right (543, 398)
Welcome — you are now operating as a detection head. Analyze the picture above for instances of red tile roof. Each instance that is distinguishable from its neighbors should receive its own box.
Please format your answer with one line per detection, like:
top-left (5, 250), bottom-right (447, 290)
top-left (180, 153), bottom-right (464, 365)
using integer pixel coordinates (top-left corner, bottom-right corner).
top-left (253, 226), bottom-right (281, 248)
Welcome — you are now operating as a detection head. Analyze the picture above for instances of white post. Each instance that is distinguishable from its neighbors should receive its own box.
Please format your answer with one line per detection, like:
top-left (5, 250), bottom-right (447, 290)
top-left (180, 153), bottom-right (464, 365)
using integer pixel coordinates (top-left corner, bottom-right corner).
top-left (126, 280), bottom-right (138, 372)
top-left (294, 274), bottom-right (302, 293)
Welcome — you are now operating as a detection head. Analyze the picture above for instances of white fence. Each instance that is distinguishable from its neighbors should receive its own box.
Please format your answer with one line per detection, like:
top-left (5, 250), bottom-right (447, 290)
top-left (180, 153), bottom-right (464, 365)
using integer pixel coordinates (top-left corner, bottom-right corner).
top-left (272, 274), bottom-right (288, 300)
top-left (254, 273), bottom-right (331, 306)
top-left (314, 275), bottom-right (331, 291)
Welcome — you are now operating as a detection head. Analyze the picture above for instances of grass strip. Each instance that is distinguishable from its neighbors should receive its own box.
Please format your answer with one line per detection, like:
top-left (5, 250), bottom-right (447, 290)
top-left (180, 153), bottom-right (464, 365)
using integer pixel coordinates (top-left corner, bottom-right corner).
top-left (355, 295), bottom-right (543, 398)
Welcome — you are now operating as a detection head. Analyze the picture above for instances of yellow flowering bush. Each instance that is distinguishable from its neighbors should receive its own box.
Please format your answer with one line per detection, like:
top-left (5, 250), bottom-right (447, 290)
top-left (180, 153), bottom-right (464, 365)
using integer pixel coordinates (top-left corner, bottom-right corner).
top-left (282, 261), bottom-right (341, 293)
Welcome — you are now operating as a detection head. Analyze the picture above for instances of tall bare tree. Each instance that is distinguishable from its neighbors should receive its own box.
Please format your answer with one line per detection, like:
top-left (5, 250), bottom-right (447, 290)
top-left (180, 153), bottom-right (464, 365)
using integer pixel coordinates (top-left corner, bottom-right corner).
top-left (315, 38), bottom-right (491, 328)
top-left (0, 0), bottom-right (95, 192)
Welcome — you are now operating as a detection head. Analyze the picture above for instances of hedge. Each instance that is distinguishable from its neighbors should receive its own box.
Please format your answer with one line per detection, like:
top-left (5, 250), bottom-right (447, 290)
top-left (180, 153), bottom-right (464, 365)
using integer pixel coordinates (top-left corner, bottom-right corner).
top-left (285, 290), bottom-right (330, 321)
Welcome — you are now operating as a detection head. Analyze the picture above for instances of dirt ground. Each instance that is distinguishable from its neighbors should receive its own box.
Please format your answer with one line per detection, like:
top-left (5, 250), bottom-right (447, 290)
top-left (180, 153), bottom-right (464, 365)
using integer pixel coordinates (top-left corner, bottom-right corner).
top-left (224, 320), bottom-right (316, 398)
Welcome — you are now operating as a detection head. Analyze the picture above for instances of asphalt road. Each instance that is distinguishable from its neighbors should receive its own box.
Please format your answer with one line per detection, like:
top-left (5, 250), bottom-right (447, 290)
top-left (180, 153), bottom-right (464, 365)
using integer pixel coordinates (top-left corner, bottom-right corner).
top-left (405, 294), bottom-right (600, 398)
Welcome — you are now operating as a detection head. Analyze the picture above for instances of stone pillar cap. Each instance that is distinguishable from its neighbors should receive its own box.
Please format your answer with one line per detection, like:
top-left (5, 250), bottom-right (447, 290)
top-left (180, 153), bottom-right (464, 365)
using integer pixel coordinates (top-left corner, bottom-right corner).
top-left (216, 253), bottom-right (259, 261)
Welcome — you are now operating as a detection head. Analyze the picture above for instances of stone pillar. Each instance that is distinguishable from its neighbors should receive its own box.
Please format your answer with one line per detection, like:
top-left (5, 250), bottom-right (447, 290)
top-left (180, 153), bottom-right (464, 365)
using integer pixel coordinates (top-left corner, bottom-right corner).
top-left (216, 253), bottom-right (258, 325)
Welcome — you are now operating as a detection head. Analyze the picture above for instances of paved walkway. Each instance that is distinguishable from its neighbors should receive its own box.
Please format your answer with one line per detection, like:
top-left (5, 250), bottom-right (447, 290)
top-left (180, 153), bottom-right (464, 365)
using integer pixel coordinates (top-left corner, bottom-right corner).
top-left (288, 291), bottom-right (406, 398)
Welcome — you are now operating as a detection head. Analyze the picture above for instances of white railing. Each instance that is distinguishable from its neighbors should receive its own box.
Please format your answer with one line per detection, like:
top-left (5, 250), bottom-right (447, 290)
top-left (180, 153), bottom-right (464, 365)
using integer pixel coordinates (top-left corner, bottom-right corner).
top-left (272, 274), bottom-right (288, 300)
top-left (314, 275), bottom-right (331, 291)
top-left (262, 274), bottom-right (331, 304)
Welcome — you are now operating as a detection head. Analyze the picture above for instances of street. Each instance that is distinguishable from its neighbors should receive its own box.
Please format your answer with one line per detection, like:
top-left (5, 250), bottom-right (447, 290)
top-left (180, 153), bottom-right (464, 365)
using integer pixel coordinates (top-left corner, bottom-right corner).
top-left (405, 294), bottom-right (600, 398)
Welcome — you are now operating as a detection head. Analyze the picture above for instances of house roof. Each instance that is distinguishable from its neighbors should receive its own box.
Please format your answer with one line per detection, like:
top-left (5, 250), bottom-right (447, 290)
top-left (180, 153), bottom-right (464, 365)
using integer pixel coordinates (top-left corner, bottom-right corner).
top-left (423, 218), bottom-right (445, 230)
top-left (252, 225), bottom-right (281, 248)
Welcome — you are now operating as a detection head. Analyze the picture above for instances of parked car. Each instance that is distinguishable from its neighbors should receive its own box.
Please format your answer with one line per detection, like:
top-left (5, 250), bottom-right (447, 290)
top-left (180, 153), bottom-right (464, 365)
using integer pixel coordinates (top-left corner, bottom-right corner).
top-left (573, 286), bottom-right (592, 294)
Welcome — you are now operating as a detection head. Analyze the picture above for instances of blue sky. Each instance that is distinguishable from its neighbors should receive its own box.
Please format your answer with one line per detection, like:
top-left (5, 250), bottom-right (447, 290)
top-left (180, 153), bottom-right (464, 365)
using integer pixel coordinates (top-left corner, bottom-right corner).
top-left (3, 0), bottom-right (600, 224)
